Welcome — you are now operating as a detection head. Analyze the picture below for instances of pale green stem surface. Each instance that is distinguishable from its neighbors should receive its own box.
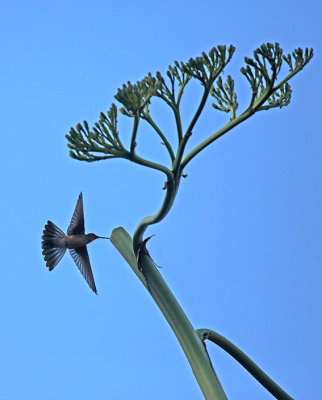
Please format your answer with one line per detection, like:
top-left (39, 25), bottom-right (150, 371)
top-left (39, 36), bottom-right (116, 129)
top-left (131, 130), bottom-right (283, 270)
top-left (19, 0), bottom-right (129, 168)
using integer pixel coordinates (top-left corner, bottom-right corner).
top-left (110, 227), bottom-right (227, 400)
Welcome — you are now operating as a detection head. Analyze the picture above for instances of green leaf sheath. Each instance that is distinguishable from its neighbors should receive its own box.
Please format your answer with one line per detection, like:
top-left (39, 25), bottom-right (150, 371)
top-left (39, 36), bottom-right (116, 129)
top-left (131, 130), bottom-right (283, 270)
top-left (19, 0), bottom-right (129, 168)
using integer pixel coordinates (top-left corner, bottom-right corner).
top-left (111, 228), bottom-right (227, 400)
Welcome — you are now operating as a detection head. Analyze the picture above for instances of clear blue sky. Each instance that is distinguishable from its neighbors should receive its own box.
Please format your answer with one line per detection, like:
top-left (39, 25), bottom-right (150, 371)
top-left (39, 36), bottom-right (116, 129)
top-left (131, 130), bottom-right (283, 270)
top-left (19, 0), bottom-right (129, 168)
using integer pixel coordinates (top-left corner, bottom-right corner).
top-left (1, 1), bottom-right (321, 399)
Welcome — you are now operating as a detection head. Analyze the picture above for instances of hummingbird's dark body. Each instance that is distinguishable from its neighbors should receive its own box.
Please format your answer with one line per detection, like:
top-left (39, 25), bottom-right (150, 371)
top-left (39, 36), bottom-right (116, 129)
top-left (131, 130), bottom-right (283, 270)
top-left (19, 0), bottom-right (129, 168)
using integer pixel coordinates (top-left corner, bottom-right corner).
top-left (42, 193), bottom-right (108, 294)
top-left (64, 234), bottom-right (99, 249)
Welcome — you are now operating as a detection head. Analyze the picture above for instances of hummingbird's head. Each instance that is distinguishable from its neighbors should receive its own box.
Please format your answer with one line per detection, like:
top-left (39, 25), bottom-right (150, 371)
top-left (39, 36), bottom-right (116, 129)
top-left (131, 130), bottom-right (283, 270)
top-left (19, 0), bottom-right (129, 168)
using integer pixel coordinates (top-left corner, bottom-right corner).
top-left (86, 233), bottom-right (110, 244)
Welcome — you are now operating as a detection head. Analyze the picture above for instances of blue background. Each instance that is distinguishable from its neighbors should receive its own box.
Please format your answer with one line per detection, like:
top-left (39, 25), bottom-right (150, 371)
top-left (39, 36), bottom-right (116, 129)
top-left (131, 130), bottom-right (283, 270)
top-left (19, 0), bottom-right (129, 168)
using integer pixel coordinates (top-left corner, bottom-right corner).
top-left (1, 1), bottom-right (321, 399)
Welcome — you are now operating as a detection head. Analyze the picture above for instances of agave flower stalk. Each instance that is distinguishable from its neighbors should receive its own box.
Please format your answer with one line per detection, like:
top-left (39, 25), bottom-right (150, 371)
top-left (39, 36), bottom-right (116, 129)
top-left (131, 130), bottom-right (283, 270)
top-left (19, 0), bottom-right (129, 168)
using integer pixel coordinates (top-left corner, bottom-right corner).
top-left (66, 43), bottom-right (313, 399)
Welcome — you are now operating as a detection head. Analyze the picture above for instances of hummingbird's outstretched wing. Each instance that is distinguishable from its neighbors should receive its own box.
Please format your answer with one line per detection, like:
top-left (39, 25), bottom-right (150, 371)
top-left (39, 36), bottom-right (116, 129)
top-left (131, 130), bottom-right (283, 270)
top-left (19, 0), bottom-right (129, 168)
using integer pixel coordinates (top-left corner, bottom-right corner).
top-left (67, 192), bottom-right (85, 236)
top-left (69, 246), bottom-right (97, 294)
top-left (42, 221), bottom-right (67, 271)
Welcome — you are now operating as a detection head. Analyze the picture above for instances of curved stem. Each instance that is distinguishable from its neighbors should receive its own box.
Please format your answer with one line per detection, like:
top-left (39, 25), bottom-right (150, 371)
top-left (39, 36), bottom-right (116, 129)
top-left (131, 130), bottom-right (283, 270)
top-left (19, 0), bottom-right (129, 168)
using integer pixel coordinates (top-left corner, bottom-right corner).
top-left (126, 152), bottom-right (173, 179)
top-left (111, 228), bottom-right (227, 400)
top-left (125, 149), bottom-right (176, 250)
top-left (196, 329), bottom-right (294, 400)
top-left (132, 171), bottom-right (178, 253)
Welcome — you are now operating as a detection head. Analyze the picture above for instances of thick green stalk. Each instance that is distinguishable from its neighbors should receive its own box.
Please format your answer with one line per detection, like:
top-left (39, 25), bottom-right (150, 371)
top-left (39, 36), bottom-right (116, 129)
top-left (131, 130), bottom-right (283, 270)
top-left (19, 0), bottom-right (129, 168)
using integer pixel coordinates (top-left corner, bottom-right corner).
top-left (111, 227), bottom-right (227, 400)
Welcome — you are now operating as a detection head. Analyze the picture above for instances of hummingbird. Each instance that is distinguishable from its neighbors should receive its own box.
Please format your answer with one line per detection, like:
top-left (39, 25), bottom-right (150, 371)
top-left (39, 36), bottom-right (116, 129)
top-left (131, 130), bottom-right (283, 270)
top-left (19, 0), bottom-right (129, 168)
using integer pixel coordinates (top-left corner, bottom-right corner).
top-left (41, 192), bottom-right (109, 294)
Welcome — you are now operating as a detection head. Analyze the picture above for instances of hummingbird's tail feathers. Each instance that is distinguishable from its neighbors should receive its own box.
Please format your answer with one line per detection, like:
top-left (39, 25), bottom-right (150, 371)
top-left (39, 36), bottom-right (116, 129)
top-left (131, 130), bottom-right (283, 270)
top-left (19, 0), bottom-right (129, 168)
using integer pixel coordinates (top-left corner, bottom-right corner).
top-left (69, 247), bottom-right (98, 294)
top-left (42, 221), bottom-right (67, 271)
top-left (43, 247), bottom-right (67, 271)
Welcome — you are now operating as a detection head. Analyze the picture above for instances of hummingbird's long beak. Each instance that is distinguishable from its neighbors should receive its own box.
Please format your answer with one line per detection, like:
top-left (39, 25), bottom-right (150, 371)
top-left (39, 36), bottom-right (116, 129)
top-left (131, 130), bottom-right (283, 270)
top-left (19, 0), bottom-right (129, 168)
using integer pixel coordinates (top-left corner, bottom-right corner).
top-left (98, 236), bottom-right (110, 239)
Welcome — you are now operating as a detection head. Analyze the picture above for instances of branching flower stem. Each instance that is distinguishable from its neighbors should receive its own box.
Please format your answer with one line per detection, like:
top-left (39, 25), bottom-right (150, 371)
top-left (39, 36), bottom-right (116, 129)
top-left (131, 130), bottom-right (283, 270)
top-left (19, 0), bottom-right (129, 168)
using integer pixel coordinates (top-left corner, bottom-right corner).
top-left (132, 86), bottom-right (208, 252)
top-left (172, 105), bottom-right (183, 142)
top-left (176, 75), bottom-right (190, 106)
top-left (185, 85), bottom-right (212, 137)
top-left (133, 83), bottom-right (250, 252)
top-left (181, 60), bottom-right (308, 171)
top-left (132, 43), bottom-right (311, 256)
top-left (142, 109), bottom-right (175, 162)
top-left (130, 114), bottom-right (140, 154)
top-left (133, 84), bottom-right (215, 252)
top-left (180, 107), bottom-right (254, 171)
top-left (273, 66), bottom-right (306, 94)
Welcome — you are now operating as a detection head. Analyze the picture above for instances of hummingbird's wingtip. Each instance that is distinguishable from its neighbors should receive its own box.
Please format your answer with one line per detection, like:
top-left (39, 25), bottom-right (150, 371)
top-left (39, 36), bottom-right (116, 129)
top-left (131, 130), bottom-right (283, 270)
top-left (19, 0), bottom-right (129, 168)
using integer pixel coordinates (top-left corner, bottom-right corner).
top-left (91, 284), bottom-right (98, 295)
top-left (90, 280), bottom-right (98, 295)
